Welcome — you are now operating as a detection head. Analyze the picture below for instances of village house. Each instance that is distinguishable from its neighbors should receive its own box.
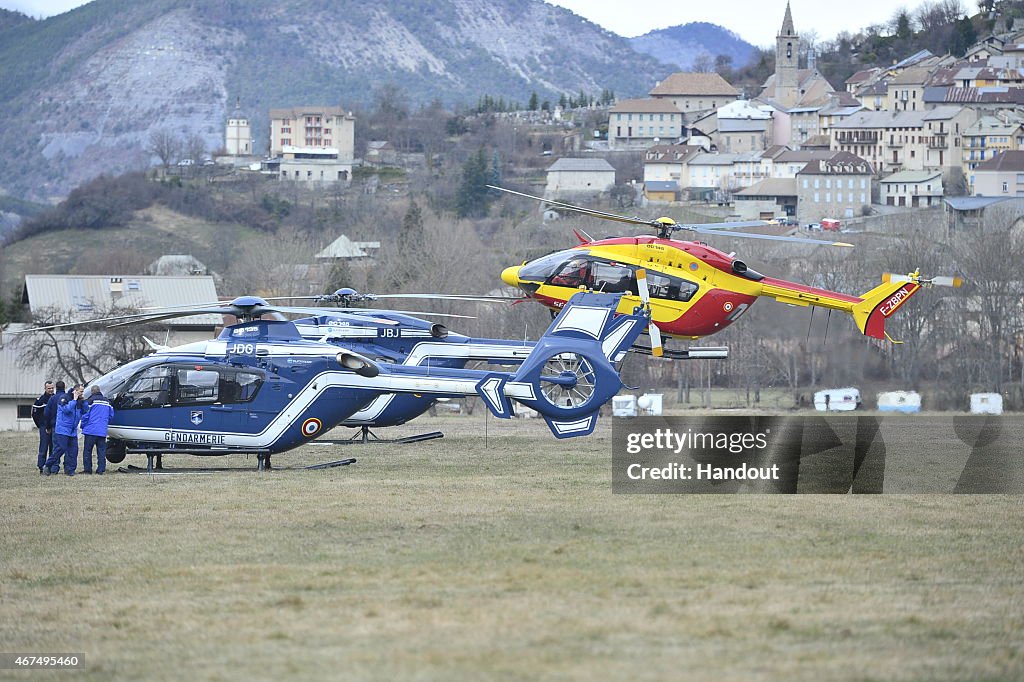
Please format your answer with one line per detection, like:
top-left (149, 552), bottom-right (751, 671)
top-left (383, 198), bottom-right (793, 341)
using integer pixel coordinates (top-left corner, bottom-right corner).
top-left (973, 150), bottom-right (1024, 197)
top-left (643, 145), bottom-right (702, 181)
top-left (962, 113), bottom-right (1024, 192)
top-left (923, 105), bottom-right (977, 182)
top-left (607, 99), bottom-right (684, 150)
top-left (269, 106), bottom-right (356, 182)
top-left (648, 72), bottom-right (739, 122)
top-left (879, 170), bottom-right (944, 207)
top-left (545, 158), bottom-right (616, 197)
top-left (794, 151), bottom-right (873, 223)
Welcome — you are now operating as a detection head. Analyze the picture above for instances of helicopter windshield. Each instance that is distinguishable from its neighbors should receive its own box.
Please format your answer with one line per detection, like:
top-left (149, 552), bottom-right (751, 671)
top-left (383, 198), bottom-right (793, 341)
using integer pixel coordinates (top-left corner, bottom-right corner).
top-left (519, 250), bottom-right (587, 282)
top-left (86, 356), bottom-right (166, 401)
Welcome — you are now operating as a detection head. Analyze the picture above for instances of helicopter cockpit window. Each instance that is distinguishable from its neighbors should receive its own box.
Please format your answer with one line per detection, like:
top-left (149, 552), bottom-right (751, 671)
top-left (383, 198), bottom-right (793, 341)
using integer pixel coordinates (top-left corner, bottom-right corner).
top-left (548, 258), bottom-right (590, 288)
top-left (175, 369), bottom-right (219, 404)
top-left (118, 365), bottom-right (172, 409)
top-left (591, 262), bottom-right (634, 294)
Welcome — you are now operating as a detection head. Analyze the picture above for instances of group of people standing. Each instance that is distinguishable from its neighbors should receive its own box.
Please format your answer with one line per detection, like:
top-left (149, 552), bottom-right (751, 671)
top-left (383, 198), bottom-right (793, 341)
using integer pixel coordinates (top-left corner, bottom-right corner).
top-left (30, 380), bottom-right (114, 476)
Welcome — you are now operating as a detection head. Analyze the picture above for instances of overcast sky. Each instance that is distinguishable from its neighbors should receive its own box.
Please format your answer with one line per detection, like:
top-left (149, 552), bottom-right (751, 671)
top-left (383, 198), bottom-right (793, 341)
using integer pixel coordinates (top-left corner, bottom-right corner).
top-left (3, 0), bottom-right (912, 46)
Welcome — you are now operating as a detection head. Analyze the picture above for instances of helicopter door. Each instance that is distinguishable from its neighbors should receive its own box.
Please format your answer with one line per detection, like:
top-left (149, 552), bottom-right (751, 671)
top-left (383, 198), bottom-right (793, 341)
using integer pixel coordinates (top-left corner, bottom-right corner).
top-left (113, 364), bottom-right (175, 432)
top-left (171, 366), bottom-right (240, 436)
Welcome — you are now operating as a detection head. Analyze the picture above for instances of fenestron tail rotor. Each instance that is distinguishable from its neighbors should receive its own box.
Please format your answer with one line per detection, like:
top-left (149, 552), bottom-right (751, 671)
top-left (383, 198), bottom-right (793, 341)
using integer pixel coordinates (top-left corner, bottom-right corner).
top-left (487, 184), bottom-right (852, 248)
top-left (883, 272), bottom-right (964, 288)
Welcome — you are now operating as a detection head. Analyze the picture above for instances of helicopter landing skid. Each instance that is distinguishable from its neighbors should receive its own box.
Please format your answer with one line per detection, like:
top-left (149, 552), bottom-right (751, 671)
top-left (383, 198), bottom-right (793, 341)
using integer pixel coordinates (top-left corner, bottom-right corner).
top-left (631, 345), bottom-right (729, 360)
top-left (312, 426), bottom-right (445, 445)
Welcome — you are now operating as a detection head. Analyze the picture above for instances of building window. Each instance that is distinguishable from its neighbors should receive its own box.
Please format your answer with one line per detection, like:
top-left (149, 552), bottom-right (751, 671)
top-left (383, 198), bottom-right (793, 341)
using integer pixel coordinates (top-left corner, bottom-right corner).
top-left (1003, 181), bottom-right (1009, 193)
top-left (16, 404), bottom-right (32, 419)
top-left (814, 192), bottom-right (819, 202)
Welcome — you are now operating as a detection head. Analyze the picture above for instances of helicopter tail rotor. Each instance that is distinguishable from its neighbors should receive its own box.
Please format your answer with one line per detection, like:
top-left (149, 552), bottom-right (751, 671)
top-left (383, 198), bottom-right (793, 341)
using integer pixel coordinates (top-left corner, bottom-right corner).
top-left (852, 270), bottom-right (962, 340)
top-left (482, 291), bottom-right (647, 438)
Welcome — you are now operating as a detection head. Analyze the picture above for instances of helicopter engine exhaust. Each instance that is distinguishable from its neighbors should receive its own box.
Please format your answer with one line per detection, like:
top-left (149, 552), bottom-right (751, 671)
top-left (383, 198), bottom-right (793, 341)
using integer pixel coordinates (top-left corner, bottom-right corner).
top-left (336, 351), bottom-right (380, 378)
top-left (732, 259), bottom-right (747, 274)
top-left (430, 323), bottom-right (448, 339)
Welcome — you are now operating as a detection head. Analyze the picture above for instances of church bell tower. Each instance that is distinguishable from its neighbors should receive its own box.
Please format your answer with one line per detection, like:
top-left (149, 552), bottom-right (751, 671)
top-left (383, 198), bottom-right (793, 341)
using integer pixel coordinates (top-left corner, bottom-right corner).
top-left (775, 2), bottom-right (800, 107)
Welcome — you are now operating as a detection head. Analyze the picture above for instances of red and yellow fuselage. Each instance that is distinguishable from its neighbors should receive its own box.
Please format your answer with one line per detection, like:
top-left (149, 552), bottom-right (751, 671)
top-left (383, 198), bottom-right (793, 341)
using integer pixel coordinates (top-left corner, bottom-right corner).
top-left (501, 236), bottom-right (920, 341)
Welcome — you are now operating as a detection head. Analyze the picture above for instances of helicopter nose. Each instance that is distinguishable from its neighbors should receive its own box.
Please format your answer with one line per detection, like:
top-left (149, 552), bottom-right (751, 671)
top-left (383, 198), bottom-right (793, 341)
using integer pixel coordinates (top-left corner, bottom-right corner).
top-left (501, 266), bottom-right (521, 288)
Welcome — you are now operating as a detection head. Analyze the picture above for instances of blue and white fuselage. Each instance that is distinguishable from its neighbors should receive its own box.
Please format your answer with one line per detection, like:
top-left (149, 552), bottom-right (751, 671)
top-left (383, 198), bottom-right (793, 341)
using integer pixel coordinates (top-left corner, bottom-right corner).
top-left (291, 311), bottom-right (537, 427)
top-left (89, 292), bottom-right (649, 456)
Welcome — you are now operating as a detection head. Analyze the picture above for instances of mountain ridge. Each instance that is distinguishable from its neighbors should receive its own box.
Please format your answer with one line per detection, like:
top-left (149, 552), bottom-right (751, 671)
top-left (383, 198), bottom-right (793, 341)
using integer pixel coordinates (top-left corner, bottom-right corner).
top-left (629, 22), bottom-right (758, 73)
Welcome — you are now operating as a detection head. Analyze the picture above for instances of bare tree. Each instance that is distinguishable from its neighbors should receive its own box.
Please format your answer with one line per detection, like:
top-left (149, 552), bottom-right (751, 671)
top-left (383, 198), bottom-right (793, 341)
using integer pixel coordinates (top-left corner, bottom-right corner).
top-left (13, 303), bottom-right (156, 385)
top-left (184, 133), bottom-right (207, 164)
top-left (691, 52), bottom-right (714, 73)
top-left (148, 129), bottom-right (181, 169)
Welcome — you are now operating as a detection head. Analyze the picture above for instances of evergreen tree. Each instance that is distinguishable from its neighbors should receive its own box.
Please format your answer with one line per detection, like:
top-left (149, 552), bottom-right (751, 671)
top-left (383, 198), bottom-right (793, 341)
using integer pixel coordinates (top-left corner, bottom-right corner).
top-left (490, 152), bottom-right (502, 188)
top-left (403, 199), bottom-right (423, 237)
top-left (456, 148), bottom-right (491, 218)
top-left (529, 92), bottom-right (539, 111)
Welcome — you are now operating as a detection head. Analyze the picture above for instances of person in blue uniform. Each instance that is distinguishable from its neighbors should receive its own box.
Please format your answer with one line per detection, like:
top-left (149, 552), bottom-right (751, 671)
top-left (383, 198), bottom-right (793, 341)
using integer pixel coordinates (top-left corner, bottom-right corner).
top-left (82, 386), bottom-right (114, 475)
top-left (43, 381), bottom-right (66, 472)
top-left (31, 381), bottom-right (55, 474)
top-left (45, 384), bottom-right (85, 476)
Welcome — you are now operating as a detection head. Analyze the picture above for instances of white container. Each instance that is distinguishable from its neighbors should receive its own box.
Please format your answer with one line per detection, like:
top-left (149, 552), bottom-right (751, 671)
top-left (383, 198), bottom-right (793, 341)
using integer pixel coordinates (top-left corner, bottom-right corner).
top-left (612, 395), bottom-right (637, 418)
top-left (877, 391), bottom-right (921, 413)
top-left (813, 388), bottom-right (861, 411)
top-left (638, 393), bottom-right (663, 416)
top-left (970, 393), bottom-right (1003, 415)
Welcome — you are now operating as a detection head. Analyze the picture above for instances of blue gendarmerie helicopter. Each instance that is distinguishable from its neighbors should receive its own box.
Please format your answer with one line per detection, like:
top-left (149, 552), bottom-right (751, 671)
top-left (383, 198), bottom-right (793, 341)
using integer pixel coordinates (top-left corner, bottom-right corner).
top-left (34, 291), bottom-right (648, 471)
top-left (270, 285), bottom-right (724, 443)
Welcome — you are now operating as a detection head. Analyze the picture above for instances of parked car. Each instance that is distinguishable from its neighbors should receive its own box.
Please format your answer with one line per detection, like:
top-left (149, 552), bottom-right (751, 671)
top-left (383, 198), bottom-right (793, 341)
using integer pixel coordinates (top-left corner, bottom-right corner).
top-left (821, 218), bottom-right (841, 231)
top-left (176, 159), bottom-right (194, 166)
top-left (806, 223), bottom-right (822, 231)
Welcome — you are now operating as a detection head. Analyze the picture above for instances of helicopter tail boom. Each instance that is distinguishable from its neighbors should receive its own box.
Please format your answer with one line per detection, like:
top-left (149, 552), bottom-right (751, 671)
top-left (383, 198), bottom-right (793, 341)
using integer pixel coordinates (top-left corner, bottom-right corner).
top-left (850, 273), bottom-right (926, 339)
top-left (759, 271), bottom-right (939, 340)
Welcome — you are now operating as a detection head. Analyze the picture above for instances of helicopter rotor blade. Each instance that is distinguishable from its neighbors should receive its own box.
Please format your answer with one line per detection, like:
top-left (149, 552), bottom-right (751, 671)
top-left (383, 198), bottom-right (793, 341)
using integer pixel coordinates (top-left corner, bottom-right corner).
top-left (634, 269), bottom-right (663, 357)
top-left (487, 184), bottom-right (656, 227)
top-left (883, 273), bottom-right (964, 288)
top-left (687, 227), bottom-right (854, 247)
top-left (489, 185), bottom-right (852, 247)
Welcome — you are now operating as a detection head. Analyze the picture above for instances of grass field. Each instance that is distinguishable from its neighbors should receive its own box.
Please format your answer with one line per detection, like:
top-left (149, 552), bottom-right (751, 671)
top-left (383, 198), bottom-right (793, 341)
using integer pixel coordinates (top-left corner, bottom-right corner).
top-left (1, 414), bottom-right (1022, 681)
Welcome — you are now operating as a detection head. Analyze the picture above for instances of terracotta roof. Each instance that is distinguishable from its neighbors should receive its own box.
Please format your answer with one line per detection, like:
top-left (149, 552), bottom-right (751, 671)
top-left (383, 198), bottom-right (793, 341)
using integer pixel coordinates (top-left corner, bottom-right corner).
top-left (649, 72), bottom-right (739, 97)
top-left (609, 98), bottom-right (683, 114)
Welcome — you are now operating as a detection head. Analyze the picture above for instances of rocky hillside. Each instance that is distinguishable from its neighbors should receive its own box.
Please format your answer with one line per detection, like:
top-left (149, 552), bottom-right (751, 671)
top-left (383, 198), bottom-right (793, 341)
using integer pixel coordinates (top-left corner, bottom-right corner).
top-left (0, 0), bottom-right (675, 201)
top-left (629, 22), bottom-right (757, 72)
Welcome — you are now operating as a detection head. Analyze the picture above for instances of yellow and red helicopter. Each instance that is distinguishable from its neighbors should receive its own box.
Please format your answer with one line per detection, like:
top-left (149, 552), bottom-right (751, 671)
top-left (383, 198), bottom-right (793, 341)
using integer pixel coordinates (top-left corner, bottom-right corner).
top-left (490, 186), bottom-right (962, 358)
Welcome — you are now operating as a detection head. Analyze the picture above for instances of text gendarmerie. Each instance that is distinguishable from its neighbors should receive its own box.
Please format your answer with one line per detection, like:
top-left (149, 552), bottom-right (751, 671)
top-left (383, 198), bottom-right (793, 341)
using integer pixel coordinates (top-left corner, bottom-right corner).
top-left (163, 432), bottom-right (226, 445)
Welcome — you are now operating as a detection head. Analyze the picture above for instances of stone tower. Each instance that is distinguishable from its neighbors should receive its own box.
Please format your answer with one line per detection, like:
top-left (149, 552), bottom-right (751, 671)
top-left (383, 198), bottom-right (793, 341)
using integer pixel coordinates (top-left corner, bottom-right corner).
top-left (775, 2), bottom-right (800, 107)
top-left (225, 98), bottom-right (253, 157)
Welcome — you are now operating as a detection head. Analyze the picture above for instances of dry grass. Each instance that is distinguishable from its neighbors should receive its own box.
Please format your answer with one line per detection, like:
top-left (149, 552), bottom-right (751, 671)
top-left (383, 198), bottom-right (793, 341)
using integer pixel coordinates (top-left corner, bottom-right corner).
top-left (1, 415), bottom-right (1022, 681)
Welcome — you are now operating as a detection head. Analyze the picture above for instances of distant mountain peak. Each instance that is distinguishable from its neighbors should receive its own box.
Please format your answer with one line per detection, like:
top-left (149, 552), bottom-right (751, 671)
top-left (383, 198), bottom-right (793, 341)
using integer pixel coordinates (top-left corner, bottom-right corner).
top-left (629, 21), bottom-right (757, 72)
